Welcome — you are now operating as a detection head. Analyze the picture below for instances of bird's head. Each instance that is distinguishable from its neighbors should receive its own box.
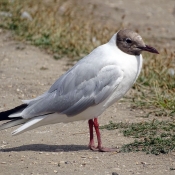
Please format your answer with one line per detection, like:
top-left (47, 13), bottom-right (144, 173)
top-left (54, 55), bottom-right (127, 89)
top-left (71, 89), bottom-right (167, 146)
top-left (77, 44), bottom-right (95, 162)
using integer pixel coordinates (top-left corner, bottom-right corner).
top-left (116, 29), bottom-right (159, 55)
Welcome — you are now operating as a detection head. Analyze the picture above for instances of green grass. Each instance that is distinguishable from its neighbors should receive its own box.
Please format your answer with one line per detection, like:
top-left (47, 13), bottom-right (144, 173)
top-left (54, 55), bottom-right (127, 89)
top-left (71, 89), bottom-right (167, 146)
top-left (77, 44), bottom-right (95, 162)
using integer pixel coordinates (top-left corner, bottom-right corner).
top-left (100, 120), bottom-right (175, 155)
top-left (131, 50), bottom-right (175, 115)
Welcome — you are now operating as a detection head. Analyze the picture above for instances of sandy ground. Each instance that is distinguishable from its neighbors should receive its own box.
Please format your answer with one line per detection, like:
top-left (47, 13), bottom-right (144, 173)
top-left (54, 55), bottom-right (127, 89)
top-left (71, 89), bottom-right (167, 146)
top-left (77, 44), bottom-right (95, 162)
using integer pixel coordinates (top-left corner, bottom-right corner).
top-left (1, 0), bottom-right (175, 175)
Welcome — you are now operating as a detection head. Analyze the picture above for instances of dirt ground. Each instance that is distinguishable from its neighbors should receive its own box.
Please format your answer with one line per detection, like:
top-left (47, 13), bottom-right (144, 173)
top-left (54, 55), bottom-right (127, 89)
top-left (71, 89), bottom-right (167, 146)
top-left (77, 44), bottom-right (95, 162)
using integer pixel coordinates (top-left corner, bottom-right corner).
top-left (0, 0), bottom-right (175, 175)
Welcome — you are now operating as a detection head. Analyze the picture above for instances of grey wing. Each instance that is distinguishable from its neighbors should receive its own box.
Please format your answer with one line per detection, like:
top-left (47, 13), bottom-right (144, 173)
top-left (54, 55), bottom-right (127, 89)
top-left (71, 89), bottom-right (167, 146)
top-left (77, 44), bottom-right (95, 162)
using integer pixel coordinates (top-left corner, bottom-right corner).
top-left (22, 64), bottom-right (123, 118)
top-left (60, 65), bottom-right (124, 116)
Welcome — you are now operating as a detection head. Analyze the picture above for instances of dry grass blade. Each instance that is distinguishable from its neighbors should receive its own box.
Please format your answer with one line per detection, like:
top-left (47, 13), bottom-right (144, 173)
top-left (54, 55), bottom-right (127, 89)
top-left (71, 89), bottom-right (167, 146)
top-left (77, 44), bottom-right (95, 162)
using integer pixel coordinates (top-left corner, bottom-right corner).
top-left (0, 0), bottom-right (118, 58)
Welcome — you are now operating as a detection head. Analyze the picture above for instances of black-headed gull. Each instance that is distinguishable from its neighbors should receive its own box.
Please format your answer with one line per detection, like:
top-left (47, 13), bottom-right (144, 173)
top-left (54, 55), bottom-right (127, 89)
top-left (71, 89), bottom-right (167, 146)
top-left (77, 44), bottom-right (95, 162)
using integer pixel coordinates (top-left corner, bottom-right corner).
top-left (0, 29), bottom-right (159, 152)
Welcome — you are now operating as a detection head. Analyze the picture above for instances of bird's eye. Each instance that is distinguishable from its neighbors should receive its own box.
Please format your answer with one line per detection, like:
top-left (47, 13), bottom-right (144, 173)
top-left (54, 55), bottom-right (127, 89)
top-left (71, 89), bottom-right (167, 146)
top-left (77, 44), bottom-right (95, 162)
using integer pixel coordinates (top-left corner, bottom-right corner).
top-left (125, 38), bottom-right (132, 44)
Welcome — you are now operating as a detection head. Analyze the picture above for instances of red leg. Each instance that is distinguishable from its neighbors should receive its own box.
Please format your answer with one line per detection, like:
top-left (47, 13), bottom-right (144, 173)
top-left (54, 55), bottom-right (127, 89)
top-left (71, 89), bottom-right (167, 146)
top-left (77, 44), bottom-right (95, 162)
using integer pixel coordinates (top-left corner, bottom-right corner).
top-left (93, 118), bottom-right (117, 152)
top-left (88, 119), bottom-right (98, 151)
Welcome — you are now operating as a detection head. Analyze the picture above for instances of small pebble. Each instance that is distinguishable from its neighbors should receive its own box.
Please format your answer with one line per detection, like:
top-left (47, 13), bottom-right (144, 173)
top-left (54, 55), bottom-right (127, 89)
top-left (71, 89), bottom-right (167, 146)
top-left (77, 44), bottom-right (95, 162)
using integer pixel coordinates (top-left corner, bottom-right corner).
top-left (1, 162), bottom-right (6, 164)
top-left (65, 161), bottom-right (71, 164)
top-left (21, 11), bottom-right (33, 21)
top-left (112, 172), bottom-right (119, 175)
top-left (141, 162), bottom-right (147, 165)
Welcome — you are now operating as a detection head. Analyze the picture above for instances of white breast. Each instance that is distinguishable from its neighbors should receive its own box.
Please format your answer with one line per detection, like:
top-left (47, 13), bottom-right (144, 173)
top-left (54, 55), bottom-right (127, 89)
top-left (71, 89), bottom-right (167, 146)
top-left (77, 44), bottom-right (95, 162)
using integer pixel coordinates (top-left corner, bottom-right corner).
top-left (104, 48), bottom-right (143, 108)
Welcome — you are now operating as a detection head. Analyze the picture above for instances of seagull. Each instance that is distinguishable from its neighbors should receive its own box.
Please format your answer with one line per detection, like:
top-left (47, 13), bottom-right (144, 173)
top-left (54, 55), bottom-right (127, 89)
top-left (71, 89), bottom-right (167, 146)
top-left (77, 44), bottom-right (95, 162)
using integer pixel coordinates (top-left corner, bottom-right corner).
top-left (0, 29), bottom-right (159, 152)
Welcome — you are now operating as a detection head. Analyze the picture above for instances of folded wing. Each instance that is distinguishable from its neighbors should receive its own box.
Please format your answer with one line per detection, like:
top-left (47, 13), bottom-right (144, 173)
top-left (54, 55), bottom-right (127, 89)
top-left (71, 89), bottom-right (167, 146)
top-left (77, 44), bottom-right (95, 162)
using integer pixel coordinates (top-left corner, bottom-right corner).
top-left (20, 63), bottom-right (123, 119)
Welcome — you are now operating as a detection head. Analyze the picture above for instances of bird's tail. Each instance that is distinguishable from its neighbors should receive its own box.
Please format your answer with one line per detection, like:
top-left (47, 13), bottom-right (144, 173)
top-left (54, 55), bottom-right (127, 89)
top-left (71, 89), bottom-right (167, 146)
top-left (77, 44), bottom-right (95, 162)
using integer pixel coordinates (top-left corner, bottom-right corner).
top-left (0, 104), bottom-right (28, 130)
top-left (0, 104), bottom-right (27, 121)
top-left (0, 105), bottom-right (74, 136)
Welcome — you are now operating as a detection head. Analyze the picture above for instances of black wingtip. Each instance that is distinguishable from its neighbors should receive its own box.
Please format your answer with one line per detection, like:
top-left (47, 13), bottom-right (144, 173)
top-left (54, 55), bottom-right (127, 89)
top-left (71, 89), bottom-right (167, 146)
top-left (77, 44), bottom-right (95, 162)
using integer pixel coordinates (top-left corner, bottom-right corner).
top-left (0, 104), bottom-right (28, 121)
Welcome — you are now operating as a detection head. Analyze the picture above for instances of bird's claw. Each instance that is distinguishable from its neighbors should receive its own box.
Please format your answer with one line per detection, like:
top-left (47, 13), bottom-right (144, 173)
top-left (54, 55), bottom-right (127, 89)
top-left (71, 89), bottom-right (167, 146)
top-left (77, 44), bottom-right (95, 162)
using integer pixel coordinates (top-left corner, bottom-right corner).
top-left (89, 145), bottom-right (118, 152)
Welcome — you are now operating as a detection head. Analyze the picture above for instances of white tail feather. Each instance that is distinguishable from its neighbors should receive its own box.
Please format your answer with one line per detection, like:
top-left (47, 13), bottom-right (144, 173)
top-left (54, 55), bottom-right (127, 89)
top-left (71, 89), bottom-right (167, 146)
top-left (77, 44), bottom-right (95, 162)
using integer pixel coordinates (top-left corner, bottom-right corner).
top-left (0, 119), bottom-right (27, 130)
top-left (9, 111), bottom-right (89, 136)
top-left (12, 115), bottom-right (47, 135)
top-left (9, 111), bottom-right (22, 118)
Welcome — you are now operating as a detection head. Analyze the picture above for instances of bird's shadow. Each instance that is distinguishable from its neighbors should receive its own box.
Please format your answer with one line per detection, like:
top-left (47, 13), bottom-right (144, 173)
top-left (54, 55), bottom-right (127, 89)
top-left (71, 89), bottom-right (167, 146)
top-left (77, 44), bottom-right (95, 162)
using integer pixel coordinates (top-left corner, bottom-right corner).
top-left (0, 144), bottom-right (88, 152)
